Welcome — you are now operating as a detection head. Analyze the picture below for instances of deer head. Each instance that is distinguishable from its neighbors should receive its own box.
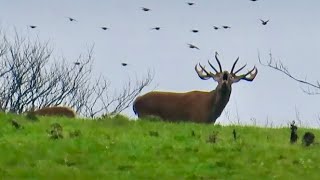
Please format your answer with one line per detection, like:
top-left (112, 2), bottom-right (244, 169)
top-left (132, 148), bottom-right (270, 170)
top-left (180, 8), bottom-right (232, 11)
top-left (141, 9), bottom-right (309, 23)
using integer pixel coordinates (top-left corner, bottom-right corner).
top-left (195, 52), bottom-right (258, 93)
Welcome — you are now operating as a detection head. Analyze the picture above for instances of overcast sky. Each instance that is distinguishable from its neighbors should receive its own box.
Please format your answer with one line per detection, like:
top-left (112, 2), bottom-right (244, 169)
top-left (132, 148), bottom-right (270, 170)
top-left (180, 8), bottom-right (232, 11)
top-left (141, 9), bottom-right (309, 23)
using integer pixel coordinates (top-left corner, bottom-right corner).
top-left (1, 0), bottom-right (320, 127)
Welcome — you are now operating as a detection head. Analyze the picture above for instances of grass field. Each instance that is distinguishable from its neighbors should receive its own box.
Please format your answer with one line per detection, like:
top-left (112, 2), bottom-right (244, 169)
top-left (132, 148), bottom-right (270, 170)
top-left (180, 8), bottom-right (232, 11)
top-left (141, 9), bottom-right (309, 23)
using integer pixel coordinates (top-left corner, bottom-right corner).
top-left (0, 112), bottom-right (319, 179)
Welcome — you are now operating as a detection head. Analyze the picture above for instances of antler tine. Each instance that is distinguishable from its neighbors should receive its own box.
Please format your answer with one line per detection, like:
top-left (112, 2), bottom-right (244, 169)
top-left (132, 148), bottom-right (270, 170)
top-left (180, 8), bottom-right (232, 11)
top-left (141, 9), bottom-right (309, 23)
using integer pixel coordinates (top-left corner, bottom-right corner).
top-left (234, 64), bottom-right (247, 74)
top-left (230, 57), bottom-right (239, 74)
top-left (214, 52), bottom-right (223, 73)
top-left (195, 63), bottom-right (211, 80)
top-left (207, 60), bottom-right (219, 73)
top-left (239, 66), bottom-right (258, 81)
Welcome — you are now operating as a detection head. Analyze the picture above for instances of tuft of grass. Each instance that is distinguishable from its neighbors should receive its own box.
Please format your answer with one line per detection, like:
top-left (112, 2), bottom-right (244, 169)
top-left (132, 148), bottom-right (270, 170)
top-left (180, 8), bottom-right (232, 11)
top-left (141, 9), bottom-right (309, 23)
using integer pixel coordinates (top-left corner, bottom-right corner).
top-left (0, 112), bottom-right (320, 179)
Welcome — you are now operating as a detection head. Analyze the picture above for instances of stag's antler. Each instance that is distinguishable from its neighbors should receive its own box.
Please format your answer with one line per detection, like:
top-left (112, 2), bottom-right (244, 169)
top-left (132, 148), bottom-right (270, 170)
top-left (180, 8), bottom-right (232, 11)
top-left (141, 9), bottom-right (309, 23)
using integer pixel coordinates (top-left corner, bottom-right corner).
top-left (233, 66), bottom-right (258, 82)
top-left (208, 52), bottom-right (222, 73)
top-left (230, 57), bottom-right (248, 75)
top-left (228, 56), bottom-right (258, 82)
top-left (196, 52), bottom-right (258, 82)
top-left (195, 51), bottom-right (223, 79)
top-left (195, 64), bottom-right (214, 80)
top-left (195, 52), bottom-right (225, 80)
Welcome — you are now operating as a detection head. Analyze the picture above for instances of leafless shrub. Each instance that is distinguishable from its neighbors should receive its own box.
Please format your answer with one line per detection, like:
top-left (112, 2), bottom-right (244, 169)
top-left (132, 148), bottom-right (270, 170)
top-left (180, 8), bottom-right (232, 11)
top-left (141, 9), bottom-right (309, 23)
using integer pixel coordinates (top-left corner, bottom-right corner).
top-left (223, 102), bottom-right (241, 125)
top-left (0, 29), bottom-right (153, 117)
top-left (316, 114), bottom-right (320, 127)
top-left (234, 102), bottom-right (241, 125)
top-left (264, 116), bottom-right (274, 128)
top-left (100, 71), bottom-right (154, 117)
top-left (223, 107), bottom-right (232, 124)
top-left (250, 117), bottom-right (257, 126)
top-left (294, 106), bottom-right (302, 127)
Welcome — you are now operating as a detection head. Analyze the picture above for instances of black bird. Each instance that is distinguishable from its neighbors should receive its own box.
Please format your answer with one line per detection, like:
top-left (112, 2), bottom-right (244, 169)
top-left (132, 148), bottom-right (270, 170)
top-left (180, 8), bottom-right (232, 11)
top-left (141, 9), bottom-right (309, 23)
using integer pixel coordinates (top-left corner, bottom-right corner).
top-left (250, 0), bottom-right (258, 1)
top-left (66, 17), bottom-right (77, 22)
top-left (74, 62), bottom-right (80, 65)
top-left (101, 27), bottom-right (109, 30)
top-left (213, 26), bottom-right (219, 30)
top-left (121, 63), bottom-right (128, 66)
top-left (222, 26), bottom-right (231, 29)
top-left (187, 2), bottom-right (195, 6)
top-left (191, 29), bottom-right (199, 33)
top-left (141, 7), bottom-right (151, 11)
top-left (29, 25), bottom-right (37, 29)
top-left (151, 27), bottom-right (161, 30)
top-left (187, 43), bottom-right (200, 50)
top-left (260, 19), bottom-right (269, 25)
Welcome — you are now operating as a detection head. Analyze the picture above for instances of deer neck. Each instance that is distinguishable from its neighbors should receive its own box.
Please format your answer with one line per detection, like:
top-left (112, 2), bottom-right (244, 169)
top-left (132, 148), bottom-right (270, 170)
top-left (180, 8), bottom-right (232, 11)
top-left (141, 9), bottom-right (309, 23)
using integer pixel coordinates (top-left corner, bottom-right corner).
top-left (208, 84), bottom-right (232, 123)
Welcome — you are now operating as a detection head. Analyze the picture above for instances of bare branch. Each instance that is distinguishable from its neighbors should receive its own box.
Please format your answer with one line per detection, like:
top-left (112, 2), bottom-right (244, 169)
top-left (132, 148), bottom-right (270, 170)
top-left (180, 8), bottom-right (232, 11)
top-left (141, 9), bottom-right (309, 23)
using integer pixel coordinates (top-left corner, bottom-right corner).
top-left (258, 51), bottom-right (320, 95)
top-left (101, 70), bottom-right (154, 117)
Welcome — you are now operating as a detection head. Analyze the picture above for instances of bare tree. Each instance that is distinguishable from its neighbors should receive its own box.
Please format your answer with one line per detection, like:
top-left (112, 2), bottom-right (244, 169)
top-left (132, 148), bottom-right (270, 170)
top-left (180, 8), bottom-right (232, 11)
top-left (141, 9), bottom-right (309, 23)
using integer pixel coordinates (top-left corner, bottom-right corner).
top-left (0, 29), bottom-right (153, 117)
top-left (106, 71), bottom-right (153, 115)
top-left (258, 51), bottom-right (320, 95)
top-left (81, 71), bottom-right (154, 118)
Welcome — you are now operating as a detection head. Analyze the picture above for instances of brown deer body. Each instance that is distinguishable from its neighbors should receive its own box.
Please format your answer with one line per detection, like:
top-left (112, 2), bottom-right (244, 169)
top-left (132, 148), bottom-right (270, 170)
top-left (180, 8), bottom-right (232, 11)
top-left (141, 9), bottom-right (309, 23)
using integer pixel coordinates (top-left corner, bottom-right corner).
top-left (133, 52), bottom-right (257, 123)
top-left (29, 106), bottom-right (77, 118)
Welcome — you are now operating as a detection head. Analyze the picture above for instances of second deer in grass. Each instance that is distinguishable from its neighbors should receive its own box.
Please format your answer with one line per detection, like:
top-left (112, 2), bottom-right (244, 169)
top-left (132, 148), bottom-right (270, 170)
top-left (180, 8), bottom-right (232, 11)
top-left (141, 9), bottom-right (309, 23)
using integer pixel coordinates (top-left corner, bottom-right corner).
top-left (28, 106), bottom-right (77, 118)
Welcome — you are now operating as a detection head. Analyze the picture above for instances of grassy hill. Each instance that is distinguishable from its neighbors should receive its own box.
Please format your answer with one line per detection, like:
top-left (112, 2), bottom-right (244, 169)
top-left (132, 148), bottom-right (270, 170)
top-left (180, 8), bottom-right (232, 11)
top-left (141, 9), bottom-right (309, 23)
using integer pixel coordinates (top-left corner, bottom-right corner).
top-left (0, 112), bottom-right (319, 179)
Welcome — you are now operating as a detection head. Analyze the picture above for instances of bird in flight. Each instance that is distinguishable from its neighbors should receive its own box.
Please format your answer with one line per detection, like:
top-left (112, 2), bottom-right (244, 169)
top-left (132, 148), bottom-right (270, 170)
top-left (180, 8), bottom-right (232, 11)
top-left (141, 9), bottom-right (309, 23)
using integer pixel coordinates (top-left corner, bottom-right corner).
top-left (213, 26), bottom-right (219, 30)
top-left (29, 25), bottom-right (37, 29)
top-left (260, 19), bottom-right (269, 25)
top-left (151, 27), bottom-right (161, 30)
top-left (121, 63), bottom-right (128, 66)
top-left (191, 29), bottom-right (199, 33)
top-left (250, 0), bottom-right (258, 1)
top-left (187, 43), bottom-right (200, 50)
top-left (141, 7), bottom-right (151, 11)
top-left (101, 27), bottom-right (109, 30)
top-left (186, 2), bottom-right (195, 6)
top-left (66, 17), bottom-right (77, 22)
top-left (222, 26), bottom-right (231, 29)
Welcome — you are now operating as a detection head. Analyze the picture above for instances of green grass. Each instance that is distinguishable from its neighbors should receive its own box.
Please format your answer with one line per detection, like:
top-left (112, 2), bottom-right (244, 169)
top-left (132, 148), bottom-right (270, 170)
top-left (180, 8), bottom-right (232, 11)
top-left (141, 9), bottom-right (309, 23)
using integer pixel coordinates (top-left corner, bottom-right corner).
top-left (0, 112), bottom-right (319, 179)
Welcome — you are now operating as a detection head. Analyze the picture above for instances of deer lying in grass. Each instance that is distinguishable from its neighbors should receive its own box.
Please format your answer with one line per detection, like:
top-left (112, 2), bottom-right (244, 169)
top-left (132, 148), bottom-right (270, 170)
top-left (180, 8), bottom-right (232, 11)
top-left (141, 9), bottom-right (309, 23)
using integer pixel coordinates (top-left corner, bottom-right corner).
top-left (133, 52), bottom-right (257, 123)
top-left (28, 106), bottom-right (77, 118)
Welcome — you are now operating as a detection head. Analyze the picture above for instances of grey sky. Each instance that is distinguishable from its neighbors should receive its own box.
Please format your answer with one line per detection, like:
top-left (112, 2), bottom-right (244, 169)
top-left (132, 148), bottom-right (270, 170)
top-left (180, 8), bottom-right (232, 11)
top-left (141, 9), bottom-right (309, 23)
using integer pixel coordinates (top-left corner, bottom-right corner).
top-left (1, 0), bottom-right (320, 127)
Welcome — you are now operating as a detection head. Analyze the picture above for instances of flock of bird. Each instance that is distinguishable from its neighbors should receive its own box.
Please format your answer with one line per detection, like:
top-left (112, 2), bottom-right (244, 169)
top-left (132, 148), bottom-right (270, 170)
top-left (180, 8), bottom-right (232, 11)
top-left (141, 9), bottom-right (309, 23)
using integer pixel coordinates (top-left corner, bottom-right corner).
top-left (138, 1), bottom-right (270, 50)
top-left (26, 0), bottom-right (269, 66)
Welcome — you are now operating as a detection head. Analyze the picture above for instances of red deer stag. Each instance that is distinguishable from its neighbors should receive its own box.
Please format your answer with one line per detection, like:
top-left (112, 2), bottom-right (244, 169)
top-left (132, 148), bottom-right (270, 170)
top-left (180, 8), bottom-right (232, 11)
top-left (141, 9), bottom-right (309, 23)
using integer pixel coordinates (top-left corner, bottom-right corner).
top-left (133, 52), bottom-right (257, 123)
top-left (28, 106), bottom-right (77, 118)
